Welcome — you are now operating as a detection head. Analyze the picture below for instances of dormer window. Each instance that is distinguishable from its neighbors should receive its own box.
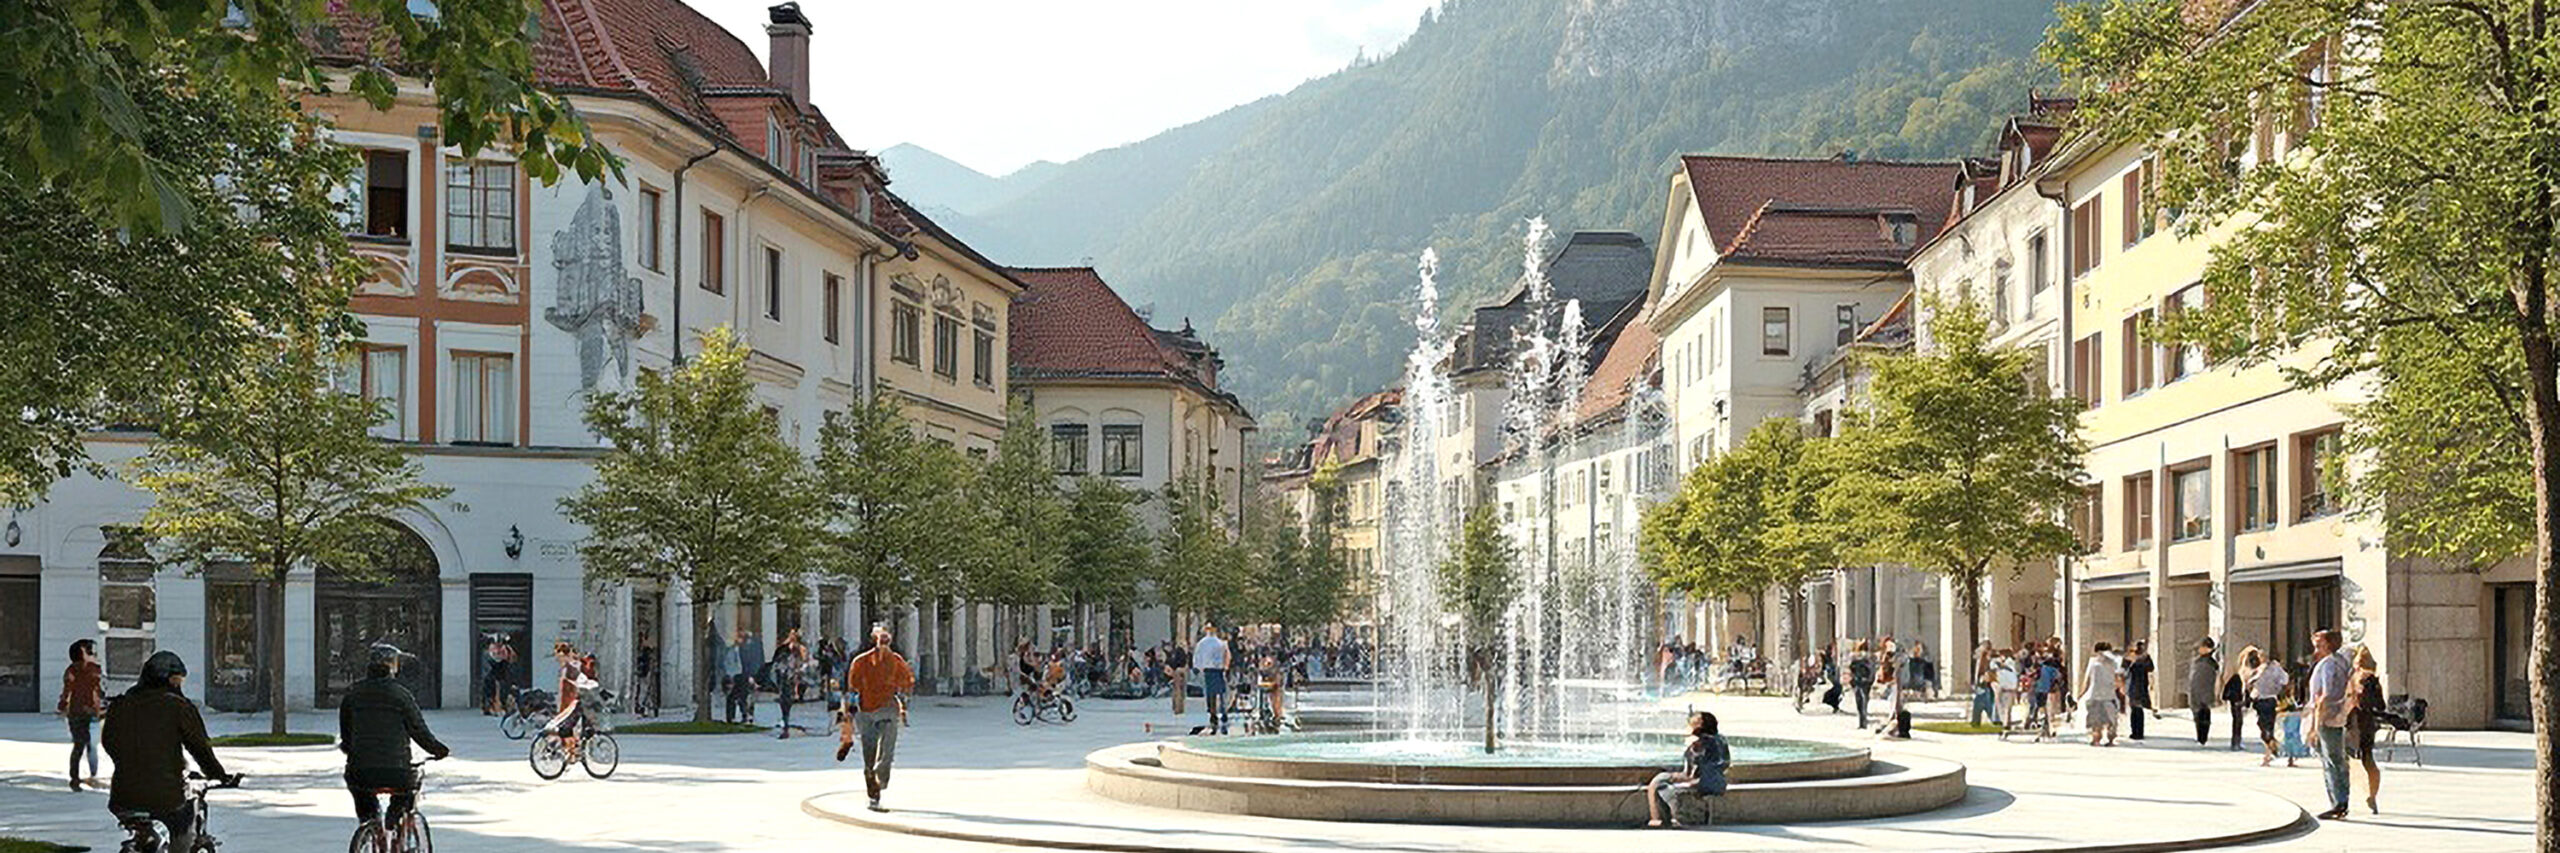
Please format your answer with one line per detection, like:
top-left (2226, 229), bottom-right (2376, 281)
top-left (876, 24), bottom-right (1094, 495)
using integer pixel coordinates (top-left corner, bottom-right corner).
top-left (1884, 214), bottom-right (1917, 247)
top-left (766, 119), bottom-right (787, 167)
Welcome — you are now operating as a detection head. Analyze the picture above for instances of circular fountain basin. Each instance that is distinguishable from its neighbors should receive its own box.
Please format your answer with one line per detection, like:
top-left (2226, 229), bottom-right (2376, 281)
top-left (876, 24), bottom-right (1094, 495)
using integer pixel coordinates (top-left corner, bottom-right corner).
top-left (1161, 731), bottom-right (1868, 785)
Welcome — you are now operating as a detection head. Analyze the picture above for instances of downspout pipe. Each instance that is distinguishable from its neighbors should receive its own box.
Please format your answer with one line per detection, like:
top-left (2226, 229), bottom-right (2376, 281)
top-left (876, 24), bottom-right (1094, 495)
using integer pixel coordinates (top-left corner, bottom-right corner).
top-left (2035, 171), bottom-right (2075, 655)
top-left (670, 147), bottom-right (719, 365)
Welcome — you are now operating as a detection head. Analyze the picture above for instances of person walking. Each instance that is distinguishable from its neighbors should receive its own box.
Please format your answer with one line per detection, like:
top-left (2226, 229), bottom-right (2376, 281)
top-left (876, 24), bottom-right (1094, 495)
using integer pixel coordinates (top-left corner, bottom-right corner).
top-left (2124, 640), bottom-right (2155, 742)
top-left (1991, 649), bottom-right (2019, 729)
top-left (338, 644), bottom-right (450, 829)
top-left (2081, 642), bottom-right (2123, 746)
top-left (737, 630), bottom-right (766, 725)
top-left (1644, 711), bottom-right (1731, 829)
top-left (2223, 647), bottom-right (2249, 751)
top-left (1166, 638), bottom-right (1191, 716)
top-left (1848, 641), bottom-right (1875, 729)
top-left (773, 632), bottom-right (808, 739)
top-left (838, 624), bottom-right (913, 811)
top-left (1194, 623), bottom-right (1233, 735)
top-left (2243, 645), bottom-right (2288, 766)
top-left (481, 634), bottom-right (515, 716)
top-left (2347, 645), bottom-right (2388, 815)
top-left (59, 639), bottom-right (105, 790)
top-left (101, 652), bottom-right (236, 853)
top-left (1819, 642), bottom-right (1843, 714)
top-left (2306, 629), bottom-right (2354, 820)
top-left (2186, 638), bottom-right (2221, 746)
top-left (713, 627), bottom-right (742, 724)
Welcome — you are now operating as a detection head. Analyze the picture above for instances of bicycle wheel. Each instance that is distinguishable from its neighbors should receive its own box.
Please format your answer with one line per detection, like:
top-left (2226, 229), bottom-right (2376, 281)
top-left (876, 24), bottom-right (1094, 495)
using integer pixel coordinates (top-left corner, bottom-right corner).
top-left (347, 822), bottom-right (381, 853)
top-left (529, 734), bottom-right (569, 780)
top-left (402, 812), bottom-right (432, 853)
top-left (1012, 694), bottom-right (1034, 725)
top-left (500, 711), bottom-right (530, 741)
top-left (1057, 696), bottom-right (1076, 722)
top-left (581, 733), bottom-right (620, 779)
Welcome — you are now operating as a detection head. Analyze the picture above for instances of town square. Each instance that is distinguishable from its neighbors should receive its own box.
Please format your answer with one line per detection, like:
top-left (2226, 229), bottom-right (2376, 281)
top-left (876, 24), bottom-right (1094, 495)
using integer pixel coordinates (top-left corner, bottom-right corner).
top-left (0, 0), bottom-right (2551, 851)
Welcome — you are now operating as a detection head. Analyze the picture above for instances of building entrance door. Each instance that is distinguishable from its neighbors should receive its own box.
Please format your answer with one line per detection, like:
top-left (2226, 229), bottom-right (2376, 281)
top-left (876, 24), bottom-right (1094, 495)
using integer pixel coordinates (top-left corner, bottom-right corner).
top-left (2495, 584), bottom-right (2532, 724)
top-left (470, 574), bottom-right (533, 709)
top-left (633, 589), bottom-right (663, 714)
top-left (317, 523), bottom-right (441, 708)
top-left (204, 565), bottom-right (273, 712)
top-left (0, 556), bottom-right (38, 712)
top-left (2276, 579), bottom-right (2340, 667)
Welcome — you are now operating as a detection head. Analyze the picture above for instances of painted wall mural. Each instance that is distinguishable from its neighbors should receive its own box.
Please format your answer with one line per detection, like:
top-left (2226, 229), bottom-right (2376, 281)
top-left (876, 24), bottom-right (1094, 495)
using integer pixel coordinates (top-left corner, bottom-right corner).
top-left (544, 184), bottom-right (648, 390)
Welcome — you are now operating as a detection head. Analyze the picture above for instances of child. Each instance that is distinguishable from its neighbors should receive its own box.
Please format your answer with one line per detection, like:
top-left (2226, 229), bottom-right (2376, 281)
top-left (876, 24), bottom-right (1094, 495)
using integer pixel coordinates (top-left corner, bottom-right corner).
top-left (2278, 699), bottom-right (2307, 767)
top-left (1644, 711), bottom-right (1731, 829)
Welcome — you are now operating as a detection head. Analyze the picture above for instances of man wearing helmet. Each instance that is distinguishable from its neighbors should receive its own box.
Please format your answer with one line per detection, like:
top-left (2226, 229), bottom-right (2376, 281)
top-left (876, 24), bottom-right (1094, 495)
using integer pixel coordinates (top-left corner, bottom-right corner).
top-left (338, 643), bottom-right (451, 828)
top-left (101, 650), bottom-right (236, 853)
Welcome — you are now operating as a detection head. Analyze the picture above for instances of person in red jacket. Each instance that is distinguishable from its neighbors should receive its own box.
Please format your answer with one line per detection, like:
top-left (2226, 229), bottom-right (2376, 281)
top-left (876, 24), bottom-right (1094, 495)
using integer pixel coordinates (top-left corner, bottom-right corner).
top-left (59, 639), bottom-right (106, 790)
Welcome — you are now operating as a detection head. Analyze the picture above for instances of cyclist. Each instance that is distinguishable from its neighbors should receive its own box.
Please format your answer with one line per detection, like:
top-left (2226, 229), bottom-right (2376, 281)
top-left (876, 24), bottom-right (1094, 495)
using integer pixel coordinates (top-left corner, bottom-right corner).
top-left (1014, 642), bottom-right (1048, 703)
top-left (544, 642), bottom-right (601, 759)
top-left (101, 651), bottom-right (236, 853)
top-left (339, 644), bottom-right (451, 831)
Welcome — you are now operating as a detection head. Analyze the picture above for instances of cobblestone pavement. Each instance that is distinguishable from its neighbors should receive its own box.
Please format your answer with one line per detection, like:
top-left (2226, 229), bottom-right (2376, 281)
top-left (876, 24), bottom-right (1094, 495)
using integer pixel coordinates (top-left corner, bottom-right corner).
top-left (0, 688), bottom-right (2532, 851)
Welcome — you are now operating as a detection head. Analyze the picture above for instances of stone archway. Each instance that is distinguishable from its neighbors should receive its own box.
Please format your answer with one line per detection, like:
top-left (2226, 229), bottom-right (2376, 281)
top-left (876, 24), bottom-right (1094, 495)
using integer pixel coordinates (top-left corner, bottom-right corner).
top-left (316, 521), bottom-right (442, 708)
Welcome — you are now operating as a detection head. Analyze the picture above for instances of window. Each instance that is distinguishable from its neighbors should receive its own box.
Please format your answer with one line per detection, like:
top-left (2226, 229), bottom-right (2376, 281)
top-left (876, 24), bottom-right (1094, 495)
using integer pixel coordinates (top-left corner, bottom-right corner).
top-left (2164, 285), bottom-right (2205, 381)
top-left (1993, 262), bottom-right (2013, 322)
top-left (1761, 307), bottom-right (1791, 356)
top-left (2298, 429), bottom-right (2341, 520)
top-left (2068, 485), bottom-right (2103, 553)
top-left (638, 188), bottom-right (663, 271)
top-left (2121, 170), bottom-right (2144, 249)
top-left (2124, 472), bottom-right (2155, 549)
top-left (444, 159), bottom-right (517, 254)
top-left (2028, 232), bottom-right (2051, 293)
top-left (450, 352), bottom-right (515, 445)
top-left (2069, 333), bottom-right (2104, 408)
top-left (2121, 310), bottom-right (2156, 396)
top-left (1050, 424), bottom-right (1090, 475)
top-left (2235, 445), bottom-right (2277, 532)
top-left (97, 530), bottom-right (157, 680)
top-left (1101, 424), bottom-right (1142, 476)
top-left (766, 119), bottom-right (787, 167)
top-left (972, 328), bottom-right (994, 387)
top-left (1885, 215), bottom-right (1917, 246)
top-left (701, 210), bottom-right (726, 294)
top-left (762, 247), bottom-right (784, 321)
top-left (2171, 464), bottom-right (2212, 542)
top-left (339, 346), bottom-right (407, 438)
top-left (822, 273), bottom-right (842, 344)
top-left (354, 150), bottom-right (408, 239)
top-left (932, 314), bottom-right (961, 379)
top-left (2069, 197), bottom-right (2103, 278)
top-left (1835, 304), bottom-right (1857, 346)
top-left (890, 302), bottom-right (921, 365)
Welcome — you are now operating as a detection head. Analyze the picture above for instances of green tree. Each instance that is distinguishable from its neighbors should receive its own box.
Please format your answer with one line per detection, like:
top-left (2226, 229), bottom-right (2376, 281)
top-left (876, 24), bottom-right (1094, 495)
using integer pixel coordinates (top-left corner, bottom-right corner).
top-left (1057, 476), bottom-right (1153, 645)
top-left (558, 328), bottom-right (823, 723)
top-left (1154, 478), bottom-right (1246, 630)
top-left (1824, 301), bottom-right (2085, 686)
top-left (4, 0), bottom-right (617, 230)
top-left (1235, 482), bottom-right (1346, 645)
top-left (812, 392), bottom-right (975, 631)
top-left (1640, 417), bottom-right (1841, 674)
top-left (968, 399), bottom-right (1067, 654)
top-left (1439, 505), bottom-right (1519, 753)
top-left (2046, 2), bottom-right (2560, 838)
top-left (0, 67), bottom-right (359, 506)
top-left (131, 328), bottom-right (451, 735)
top-left (1276, 466), bottom-right (1354, 643)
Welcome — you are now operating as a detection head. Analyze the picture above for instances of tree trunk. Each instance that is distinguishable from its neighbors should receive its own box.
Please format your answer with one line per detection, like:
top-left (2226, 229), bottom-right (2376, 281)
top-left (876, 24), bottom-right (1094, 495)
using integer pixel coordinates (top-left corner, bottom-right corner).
top-left (1480, 649), bottom-right (1497, 754)
top-left (1961, 568), bottom-right (1983, 691)
top-left (267, 574), bottom-right (288, 735)
top-left (694, 610), bottom-right (716, 724)
top-left (2517, 286), bottom-right (2560, 853)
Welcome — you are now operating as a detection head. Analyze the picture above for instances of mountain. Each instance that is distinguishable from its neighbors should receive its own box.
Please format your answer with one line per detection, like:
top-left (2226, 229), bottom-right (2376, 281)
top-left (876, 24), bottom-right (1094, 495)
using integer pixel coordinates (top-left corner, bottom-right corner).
top-left (877, 143), bottom-right (1061, 217)
top-left (884, 0), bottom-right (2059, 432)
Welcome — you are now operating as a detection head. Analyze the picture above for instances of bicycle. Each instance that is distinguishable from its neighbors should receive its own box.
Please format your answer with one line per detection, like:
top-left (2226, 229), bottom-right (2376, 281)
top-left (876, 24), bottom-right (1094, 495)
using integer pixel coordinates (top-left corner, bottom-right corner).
top-left (116, 771), bottom-right (241, 853)
top-left (1011, 687), bottom-right (1076, 725)
top-left (347, 757), bottom-right (439, 853)
top-left (498, 687), bottom-right (553, 741)
top-left (528, 708), bottom-right (619, 780)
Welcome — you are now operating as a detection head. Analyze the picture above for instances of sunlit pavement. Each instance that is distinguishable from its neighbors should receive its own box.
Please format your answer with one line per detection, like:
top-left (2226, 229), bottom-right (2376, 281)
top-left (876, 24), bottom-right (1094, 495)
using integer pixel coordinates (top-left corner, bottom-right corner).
top-left (0, 689), bottom-right (2532, 851)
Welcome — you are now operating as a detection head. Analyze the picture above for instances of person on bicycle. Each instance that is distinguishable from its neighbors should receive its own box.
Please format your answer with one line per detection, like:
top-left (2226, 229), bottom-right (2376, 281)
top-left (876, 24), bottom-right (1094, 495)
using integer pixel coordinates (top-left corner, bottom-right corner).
top-left (101, 651), bottom-right (236, 853)
top-left (545, 642), bottom-right (601, 758)
top-left (339, 644), bottom-right (451, 830)
top-left (1015, 642), bottom-right (1049, 702)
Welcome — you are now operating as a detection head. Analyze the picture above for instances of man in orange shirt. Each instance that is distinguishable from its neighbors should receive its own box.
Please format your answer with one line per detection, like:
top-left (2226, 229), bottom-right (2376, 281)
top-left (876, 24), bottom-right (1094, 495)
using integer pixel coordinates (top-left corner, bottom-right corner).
top-left (838, 623), bottom-right (913, 810)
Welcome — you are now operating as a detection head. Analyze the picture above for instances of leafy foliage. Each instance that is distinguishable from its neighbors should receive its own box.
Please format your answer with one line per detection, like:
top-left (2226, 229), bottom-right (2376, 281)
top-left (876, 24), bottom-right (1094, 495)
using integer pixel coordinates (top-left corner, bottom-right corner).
top-left (1057, 476), bottom-right (1153, 620)
top-left (558, 328), bottom-right (824, 722)
top-left (1823, 300), bottom-right (2085, 675)
top-left (966, 399), bottom-right (1066, 608)
top-left (1438, 504), bottom-right (1518, 752)
top-left (811, 391), bottom-right (978, 613)
top-left (0, 0), bottom-right (617, 230)
top-left (132, 328), bottom-right (451, 734)
top-left (1237, 480), bottom-right (1351, 642)
top-left (1152, 478), bottom-right (1247, 626)
top-left (2046, 2), bottom-right (2560, 840)
top-left (0, 66), bottom-right (359, 505)
top-left (1641, 416), bottom-right (1839, 663)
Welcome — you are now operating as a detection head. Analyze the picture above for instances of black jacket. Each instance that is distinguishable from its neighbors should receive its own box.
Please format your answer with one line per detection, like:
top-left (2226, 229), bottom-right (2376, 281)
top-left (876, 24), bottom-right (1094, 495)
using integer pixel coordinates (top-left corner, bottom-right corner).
top-left (338, 675), bottom-right (450, 770)
top-left (100, 684), bottom-right (228, 814)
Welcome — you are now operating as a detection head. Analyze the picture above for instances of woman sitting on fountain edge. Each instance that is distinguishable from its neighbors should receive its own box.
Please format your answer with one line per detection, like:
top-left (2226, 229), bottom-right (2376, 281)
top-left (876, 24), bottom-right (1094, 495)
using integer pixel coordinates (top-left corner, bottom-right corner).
top-left (1645, 711), bottom-right (1731, 829)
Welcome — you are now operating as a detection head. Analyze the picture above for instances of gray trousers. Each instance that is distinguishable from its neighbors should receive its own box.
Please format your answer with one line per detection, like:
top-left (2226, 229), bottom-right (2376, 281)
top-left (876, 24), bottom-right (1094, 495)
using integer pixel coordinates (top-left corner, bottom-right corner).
top-left (855, 708), bottom-right (900, 789)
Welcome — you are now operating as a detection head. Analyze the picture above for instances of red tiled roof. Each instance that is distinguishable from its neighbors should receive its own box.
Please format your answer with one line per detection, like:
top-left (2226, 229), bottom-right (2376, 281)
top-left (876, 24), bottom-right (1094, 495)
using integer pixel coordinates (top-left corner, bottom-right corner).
top-left (1310, 389), bottom-right (1400, 465)
top-left (1679, 156), bottom-right (1960, 268)
top-left (1575, 304), bottom-right (1658, 422)
top-left (1007, 268), bottom-right (1178, 377)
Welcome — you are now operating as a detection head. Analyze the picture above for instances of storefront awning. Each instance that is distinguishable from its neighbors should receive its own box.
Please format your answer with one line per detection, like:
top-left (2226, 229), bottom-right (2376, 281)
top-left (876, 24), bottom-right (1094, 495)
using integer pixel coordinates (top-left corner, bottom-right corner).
top-left (2080, 571), bottom-right (2150, 592)
top-left (2227, 558), bottom-right (2343, 585)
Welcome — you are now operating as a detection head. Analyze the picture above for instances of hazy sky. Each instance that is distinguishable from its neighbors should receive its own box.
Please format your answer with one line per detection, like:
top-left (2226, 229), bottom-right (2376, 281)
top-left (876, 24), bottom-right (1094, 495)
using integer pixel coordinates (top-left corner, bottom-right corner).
top-left (690, 0), bottom-right (1442, 176)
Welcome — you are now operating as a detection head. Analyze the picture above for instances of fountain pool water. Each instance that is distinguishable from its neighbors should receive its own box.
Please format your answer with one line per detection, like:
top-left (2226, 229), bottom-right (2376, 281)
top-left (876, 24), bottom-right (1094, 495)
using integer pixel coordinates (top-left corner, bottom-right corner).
top-left (1174, 733), bottom-right (1860, 768)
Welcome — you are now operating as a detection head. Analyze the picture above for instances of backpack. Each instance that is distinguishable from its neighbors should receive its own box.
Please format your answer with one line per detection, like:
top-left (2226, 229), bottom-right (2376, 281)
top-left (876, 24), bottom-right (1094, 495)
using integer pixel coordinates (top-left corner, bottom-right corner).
top-left (1850, 657), bottom-right (1874, 685)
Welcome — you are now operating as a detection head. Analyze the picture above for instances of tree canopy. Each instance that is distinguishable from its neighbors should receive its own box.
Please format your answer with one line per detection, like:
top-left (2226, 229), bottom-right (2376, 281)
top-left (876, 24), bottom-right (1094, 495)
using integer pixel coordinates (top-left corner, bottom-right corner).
top-left (1641, 416), bottom-right (1840, 664)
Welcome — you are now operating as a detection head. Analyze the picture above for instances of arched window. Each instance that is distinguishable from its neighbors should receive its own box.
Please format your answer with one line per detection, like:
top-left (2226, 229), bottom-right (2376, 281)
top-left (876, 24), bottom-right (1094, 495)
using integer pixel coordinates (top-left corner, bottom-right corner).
top-left (97, 528), bottom-right (156, 681)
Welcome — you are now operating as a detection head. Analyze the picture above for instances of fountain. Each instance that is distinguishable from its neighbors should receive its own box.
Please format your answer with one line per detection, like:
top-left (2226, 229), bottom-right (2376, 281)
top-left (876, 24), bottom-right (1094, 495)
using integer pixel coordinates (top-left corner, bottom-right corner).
top-left (1083, 224), bottom-right (1967, 826)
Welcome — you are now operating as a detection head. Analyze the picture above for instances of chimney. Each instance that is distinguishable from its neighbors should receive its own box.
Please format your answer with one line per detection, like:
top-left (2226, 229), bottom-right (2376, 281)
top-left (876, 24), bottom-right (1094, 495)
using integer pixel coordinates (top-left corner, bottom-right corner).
top-left (766, 3), bottom-right (813, 112)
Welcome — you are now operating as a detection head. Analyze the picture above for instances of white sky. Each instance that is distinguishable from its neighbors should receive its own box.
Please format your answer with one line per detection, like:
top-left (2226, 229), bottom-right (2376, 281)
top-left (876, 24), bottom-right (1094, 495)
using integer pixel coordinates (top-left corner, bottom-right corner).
top-left (690, 0), bottom-right (1443, 177)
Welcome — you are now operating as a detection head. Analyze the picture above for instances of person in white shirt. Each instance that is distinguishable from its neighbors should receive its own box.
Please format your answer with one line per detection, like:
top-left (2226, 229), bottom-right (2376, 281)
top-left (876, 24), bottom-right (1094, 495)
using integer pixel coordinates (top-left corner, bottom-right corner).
top-left (2080, 642), bottom-right (2123, 746)
top-left (2243, 645), bottom-right (2289, 766)
top-left (1991, 650), bottom-right (2021, 728)
top-left (2305, 629), bottom-right (2354, 820)
top-left (1193, 624), bottom-right (1232, 735)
